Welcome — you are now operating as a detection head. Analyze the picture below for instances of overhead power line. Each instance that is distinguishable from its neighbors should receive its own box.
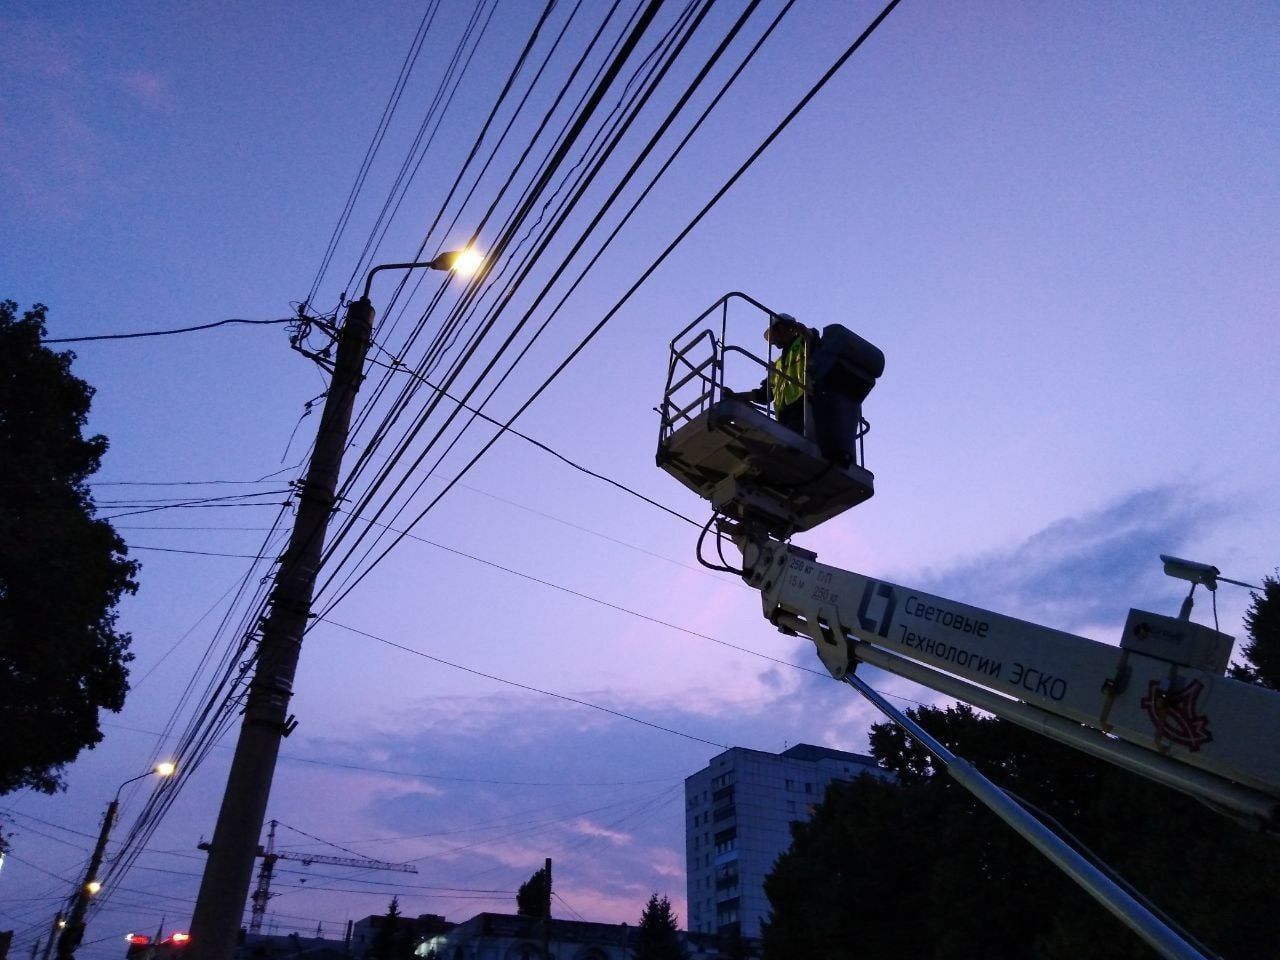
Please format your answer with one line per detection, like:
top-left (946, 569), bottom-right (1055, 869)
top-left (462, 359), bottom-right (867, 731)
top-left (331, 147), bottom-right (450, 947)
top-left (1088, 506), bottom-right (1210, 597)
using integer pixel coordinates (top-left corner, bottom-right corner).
top-left (363, 354), bottom-right (698, 526)
top-left (45, 318), bottom-right (292, 344)
top-left (127, 544), bottom-right (274, 559)
top-left (319, 616), bottom-right (728, 749)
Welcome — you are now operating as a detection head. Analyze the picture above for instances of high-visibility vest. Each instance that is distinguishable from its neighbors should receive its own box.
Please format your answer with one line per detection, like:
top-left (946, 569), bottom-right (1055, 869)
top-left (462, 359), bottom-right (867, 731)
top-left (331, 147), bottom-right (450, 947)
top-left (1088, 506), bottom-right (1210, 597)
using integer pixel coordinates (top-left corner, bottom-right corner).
top-left (771, 337), bottom-right (807, 409)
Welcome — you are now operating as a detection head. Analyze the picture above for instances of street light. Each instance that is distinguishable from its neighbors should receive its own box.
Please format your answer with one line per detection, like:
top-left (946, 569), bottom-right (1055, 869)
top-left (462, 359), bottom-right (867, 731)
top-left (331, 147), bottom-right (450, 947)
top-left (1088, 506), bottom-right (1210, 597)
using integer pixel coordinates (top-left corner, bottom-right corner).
top-left (55, 763), bottom-right (176, 960)
top-left (359, 247), bottom-right (484, 301)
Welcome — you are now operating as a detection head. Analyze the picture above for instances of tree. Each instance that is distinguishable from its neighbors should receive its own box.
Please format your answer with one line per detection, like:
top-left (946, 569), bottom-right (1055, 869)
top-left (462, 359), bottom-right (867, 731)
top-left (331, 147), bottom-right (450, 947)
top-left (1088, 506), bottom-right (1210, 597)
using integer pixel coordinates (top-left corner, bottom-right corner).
top-left (634, 894), bottom-right (687, 960)
top-left (368, 897), bottom-right (402, 960)
top-left (719, 925), bottom-right (750, 960)
top-left (762, 597), bottom-right (1280, 960)
top-left (516, 865), bottom-right (551, 918)
top-left (1229, 572), bottom-right (1280, 689)
top-left (0, 300), bottom-right (138, 795)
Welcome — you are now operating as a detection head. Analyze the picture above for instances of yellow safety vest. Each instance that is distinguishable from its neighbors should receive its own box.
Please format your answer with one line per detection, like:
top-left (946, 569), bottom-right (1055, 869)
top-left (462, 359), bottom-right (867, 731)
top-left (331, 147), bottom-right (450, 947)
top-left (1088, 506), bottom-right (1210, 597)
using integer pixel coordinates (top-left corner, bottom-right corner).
top-left (771, 338), bottom-right (807, 409)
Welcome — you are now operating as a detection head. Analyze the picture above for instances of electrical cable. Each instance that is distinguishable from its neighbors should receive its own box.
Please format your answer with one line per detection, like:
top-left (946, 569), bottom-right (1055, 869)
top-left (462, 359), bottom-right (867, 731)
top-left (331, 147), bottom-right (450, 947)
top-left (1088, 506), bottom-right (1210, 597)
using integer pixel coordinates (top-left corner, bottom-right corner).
top-left (318, 616), bottom-right (727, 749)
top-left (344, 0), bottom-right (498, 302)
top-left (44, 318), bottom-right (292, 343)
top-left (363, 353), bottom-right (698, 526)
top-left (126, 545), bottom-right (274, 559)
top-left (306, 0), bottom-right (443, 306)
top-left (697, 512), bottom-right (740, 574)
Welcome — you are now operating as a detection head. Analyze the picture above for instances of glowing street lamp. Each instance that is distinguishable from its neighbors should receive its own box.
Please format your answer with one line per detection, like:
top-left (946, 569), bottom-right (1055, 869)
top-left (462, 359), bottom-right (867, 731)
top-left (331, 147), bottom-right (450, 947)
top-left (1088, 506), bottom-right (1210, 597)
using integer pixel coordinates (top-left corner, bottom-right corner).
top-left (443, 246), bottom-right (484, 277)
top-left (358, 248), bottom-right (485, 301)
top-left (56, 763), bottom-right (177, 960)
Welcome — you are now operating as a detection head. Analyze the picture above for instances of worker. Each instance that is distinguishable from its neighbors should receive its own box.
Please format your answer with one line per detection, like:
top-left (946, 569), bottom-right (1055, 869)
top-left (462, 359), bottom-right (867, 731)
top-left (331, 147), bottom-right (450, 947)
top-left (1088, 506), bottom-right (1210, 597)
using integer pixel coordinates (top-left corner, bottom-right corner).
top-left (733, 313), bottom-right (818, 434)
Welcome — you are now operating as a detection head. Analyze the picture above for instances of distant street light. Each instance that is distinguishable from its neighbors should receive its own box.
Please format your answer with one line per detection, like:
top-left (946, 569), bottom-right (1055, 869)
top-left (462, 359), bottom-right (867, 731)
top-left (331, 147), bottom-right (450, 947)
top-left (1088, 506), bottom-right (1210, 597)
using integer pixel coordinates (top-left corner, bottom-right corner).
top-left (55, 763), bottom-right (176, 960)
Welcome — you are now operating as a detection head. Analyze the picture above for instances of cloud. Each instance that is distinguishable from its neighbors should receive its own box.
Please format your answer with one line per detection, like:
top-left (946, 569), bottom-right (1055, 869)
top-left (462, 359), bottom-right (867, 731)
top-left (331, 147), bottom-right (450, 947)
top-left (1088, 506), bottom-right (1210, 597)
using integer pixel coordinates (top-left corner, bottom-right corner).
top-left (570, 818), bottom-right (632, 845)
top-left (917, 483), bottom-right (1223, 632)
top-left (120, 69), bottom-right (177, 112)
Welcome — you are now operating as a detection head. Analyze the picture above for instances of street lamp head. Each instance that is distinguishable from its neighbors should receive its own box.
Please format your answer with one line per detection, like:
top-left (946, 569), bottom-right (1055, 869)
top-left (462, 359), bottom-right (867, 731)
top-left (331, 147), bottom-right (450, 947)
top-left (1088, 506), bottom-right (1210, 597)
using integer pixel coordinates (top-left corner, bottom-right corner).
top-left (155, 761), bottom-right (177, 777)
top-left (86, 881), bottom-right (102, 895)
top-left (428, 247), bottom-right (484, 276)
top-left (362, 250), bottom-right (485, 300)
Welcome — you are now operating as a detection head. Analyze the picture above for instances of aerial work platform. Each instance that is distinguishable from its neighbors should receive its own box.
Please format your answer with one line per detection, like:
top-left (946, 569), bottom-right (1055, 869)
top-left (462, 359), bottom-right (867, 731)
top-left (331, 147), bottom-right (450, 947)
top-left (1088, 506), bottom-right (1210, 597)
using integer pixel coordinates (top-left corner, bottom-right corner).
top-left (656, 293), bottom-right (883, 538)
top-left (660, 395), bottom-right (874, 534)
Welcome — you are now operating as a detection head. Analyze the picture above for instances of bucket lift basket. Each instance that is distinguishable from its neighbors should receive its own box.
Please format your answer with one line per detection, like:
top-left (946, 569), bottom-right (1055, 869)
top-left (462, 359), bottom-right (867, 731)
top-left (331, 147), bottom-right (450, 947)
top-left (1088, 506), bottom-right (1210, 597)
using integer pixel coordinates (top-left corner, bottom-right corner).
top-left (656, 293), bottom-right (878, 538)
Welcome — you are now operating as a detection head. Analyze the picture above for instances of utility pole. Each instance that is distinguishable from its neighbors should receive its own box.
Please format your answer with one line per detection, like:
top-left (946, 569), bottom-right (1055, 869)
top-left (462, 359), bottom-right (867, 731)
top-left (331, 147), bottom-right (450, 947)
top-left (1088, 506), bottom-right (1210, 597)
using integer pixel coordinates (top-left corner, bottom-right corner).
top-left (39, 915), bottom-right (60, 960)
top-left (541, 858), bottom-right (552, 960)
top-left (188, 296), bottom-right (375, 960)
top-left (56, 801), bottom-right (116, 960)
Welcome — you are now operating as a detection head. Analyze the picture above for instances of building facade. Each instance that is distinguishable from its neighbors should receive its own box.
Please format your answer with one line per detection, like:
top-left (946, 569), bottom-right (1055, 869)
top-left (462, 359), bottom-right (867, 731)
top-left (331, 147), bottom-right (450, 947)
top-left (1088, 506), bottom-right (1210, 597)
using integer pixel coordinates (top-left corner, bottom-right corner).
top-left (684, 744), bottom-right (885, 938)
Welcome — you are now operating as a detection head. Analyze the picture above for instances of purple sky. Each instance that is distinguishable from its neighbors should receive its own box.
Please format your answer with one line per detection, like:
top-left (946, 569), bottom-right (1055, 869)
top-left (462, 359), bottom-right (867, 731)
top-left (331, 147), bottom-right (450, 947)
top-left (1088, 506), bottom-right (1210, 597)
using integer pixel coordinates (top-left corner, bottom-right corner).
top-left (2, 1), bottom-right (1277, 955)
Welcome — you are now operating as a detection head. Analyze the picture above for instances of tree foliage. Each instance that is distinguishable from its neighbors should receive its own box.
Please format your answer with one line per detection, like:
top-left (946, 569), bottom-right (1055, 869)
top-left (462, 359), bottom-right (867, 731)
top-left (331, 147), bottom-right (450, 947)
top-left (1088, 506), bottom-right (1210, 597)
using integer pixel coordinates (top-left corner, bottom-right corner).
top-left (762, 593), bottom-right (1280, 960)
top-left (516, 865), bottom-right (551, 918)
top-left (0, 300), bottom-right (138, 794)
top-left (368, 897), bottom-right (403, 960)
top-left (634, 894), bottom-right (687, 960)
top-left (1229, 572), bottom-right (1280, 689)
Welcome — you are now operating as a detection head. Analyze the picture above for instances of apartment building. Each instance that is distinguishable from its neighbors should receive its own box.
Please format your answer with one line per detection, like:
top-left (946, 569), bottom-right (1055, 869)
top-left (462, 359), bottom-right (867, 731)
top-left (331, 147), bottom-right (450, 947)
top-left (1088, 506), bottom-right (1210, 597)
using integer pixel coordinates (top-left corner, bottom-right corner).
top-left (684, 744), bottom-right (885, 938)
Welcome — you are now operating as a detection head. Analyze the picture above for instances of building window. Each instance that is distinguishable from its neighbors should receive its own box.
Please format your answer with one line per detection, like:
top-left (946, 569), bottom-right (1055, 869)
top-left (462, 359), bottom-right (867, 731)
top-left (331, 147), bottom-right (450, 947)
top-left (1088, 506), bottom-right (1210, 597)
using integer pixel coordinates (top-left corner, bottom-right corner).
top-left (785, 779), bottom-right (794, 790)
top-left (805, 782), bottom-right (813, 794)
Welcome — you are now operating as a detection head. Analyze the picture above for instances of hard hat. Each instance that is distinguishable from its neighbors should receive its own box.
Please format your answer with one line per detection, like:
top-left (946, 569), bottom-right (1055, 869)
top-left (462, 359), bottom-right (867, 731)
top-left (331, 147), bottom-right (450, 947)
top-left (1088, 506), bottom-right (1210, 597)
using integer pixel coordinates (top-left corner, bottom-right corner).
top-left (765, 313), bottom-right (800, 340)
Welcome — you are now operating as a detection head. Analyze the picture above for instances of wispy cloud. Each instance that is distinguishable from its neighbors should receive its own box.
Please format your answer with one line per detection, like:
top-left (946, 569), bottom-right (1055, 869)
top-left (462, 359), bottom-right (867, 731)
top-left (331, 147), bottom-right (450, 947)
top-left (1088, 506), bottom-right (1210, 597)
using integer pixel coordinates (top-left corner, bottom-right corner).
top-left (119, 69), bottom-right (178, 112)
top-left (919, 483), bottom-right (1224, 632)
top-left (570, 819), bottom-right (633, 845)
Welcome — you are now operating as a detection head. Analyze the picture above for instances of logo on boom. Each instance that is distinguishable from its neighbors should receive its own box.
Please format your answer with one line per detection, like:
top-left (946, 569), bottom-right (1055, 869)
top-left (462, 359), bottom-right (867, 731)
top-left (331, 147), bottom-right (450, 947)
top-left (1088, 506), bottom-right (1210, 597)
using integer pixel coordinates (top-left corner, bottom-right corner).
top-left (1141, 678), bottom-right (1213, 751)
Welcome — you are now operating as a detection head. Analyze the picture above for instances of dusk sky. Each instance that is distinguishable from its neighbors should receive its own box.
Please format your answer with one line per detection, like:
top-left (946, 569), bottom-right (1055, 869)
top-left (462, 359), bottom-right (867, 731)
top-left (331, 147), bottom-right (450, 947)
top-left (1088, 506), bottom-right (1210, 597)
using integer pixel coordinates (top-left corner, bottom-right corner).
top-left (2, 1), bottom-right (1277, 956)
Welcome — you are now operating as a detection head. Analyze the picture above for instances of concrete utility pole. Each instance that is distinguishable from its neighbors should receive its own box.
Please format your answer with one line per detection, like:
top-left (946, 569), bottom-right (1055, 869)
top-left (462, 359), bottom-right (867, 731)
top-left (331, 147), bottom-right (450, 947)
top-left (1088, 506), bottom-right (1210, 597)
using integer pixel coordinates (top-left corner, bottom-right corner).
top-left (39, 915), bottom-right (60, 960)
top-left (188, 295), bottom-right (375, 960)
top-left (55, 801), bottom-right (115, 960)
top-left (541, 858), bottom-right (552, 960)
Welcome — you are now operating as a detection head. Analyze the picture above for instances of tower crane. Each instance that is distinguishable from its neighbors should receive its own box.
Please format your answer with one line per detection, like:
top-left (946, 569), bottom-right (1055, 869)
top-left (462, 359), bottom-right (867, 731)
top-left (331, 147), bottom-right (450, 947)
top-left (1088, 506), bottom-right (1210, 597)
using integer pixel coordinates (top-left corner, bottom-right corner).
top-left (199, 820), bottom-right (417, 935)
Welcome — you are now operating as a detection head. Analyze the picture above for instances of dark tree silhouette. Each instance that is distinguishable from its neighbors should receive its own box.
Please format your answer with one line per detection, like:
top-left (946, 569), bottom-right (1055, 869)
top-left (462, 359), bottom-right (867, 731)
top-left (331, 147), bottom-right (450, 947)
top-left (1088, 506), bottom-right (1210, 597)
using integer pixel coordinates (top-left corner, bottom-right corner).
top-left (368, 897), bottom-right (402, 960)
top-left (516, 865), bottom-right (551, 918)
top-left (0, 300), bottom-right (138, 794)
top-left (1230, 572), bottom-right (1280, 689)
top-left (634, 894), bottom-right (687, 960)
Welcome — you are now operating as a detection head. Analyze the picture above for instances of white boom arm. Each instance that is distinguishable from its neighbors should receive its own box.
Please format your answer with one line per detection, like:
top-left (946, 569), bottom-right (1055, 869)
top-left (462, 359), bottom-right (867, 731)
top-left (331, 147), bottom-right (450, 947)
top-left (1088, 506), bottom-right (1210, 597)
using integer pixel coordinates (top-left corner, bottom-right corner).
top-left (735, 532), bottom-right (1280, 827)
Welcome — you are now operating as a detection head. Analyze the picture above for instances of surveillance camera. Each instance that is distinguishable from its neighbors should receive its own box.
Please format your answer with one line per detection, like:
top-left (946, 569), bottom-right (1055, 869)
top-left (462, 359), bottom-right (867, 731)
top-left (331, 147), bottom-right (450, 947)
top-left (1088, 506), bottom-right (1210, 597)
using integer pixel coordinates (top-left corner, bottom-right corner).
top-left (1160, 554), bottom-right (1220, 589)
